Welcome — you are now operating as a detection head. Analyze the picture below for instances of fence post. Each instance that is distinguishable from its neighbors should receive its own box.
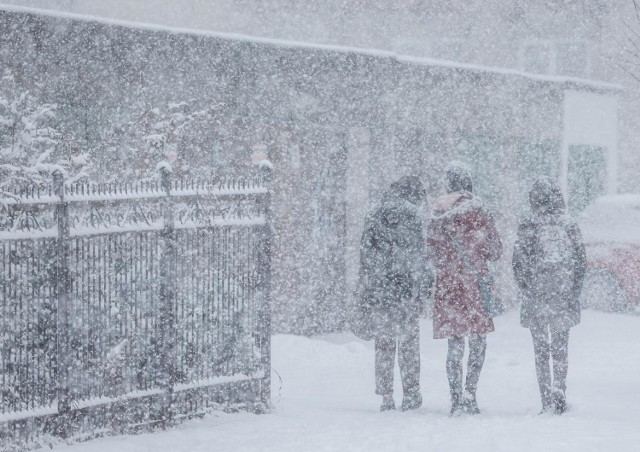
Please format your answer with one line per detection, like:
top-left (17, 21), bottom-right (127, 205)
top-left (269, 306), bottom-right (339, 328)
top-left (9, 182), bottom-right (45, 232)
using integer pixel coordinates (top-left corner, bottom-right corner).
top-left (158, 164), bottom-right (177, 425)
top-left (256, 163), bottom-right (272, 410)
top-left (53, 171), bottom-right (72, 438)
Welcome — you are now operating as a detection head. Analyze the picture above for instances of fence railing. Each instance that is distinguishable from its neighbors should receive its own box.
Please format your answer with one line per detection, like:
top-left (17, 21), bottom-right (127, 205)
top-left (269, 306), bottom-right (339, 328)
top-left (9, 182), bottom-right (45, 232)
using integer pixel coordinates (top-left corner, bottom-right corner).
top-left (0, 165), bottom-right (272, 449)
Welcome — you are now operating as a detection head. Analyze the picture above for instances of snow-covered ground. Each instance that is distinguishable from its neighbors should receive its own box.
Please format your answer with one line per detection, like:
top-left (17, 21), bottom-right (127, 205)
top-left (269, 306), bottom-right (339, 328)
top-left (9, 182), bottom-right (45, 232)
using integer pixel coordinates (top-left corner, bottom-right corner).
top-left (56, 310), bottom-right (640, 452)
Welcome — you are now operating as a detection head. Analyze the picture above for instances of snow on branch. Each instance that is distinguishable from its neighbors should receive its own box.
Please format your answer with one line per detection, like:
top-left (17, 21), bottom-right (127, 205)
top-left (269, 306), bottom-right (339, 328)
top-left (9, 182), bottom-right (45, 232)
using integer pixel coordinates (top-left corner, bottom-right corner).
top-left (0, 70), bottom-right (90, 190)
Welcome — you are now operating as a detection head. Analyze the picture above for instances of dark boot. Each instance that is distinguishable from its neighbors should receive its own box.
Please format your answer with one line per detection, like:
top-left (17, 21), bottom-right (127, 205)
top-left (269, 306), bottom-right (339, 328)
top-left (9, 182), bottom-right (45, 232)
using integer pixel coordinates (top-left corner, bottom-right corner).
top-left (447, 338), bottom-right (465, 417)
top-left (462, 390), bottom-right (480, 415)
top-left (380, 395), bottom-right (396, 412)
top-left (450, 393), bottom-right (463, 417)
top-left (464, 335), bottom-right (486, 414)
top-left (401, 391), bottom-right (422, 412)
top-left (553, 389), bottom-right (567, 415)
top-left (538, 389), bottom-right (554, 415)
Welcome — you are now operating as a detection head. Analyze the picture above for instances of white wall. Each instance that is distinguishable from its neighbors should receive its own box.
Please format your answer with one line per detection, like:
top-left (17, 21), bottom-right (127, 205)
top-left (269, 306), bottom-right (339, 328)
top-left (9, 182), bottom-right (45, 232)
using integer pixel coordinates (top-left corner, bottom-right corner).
top-left (344, 127), bottom-right (371, 299)
top-left (561, 90), bottom-right (619, 196)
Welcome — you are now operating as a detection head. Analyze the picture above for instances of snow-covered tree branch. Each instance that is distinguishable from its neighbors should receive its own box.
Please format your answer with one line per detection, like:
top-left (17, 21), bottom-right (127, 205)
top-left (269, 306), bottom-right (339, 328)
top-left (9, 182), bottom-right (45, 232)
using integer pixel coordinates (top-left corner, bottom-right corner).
top-left (92, 100), bottom-right (224, 180)
top-left (0, 70), bottom-right (90, 190)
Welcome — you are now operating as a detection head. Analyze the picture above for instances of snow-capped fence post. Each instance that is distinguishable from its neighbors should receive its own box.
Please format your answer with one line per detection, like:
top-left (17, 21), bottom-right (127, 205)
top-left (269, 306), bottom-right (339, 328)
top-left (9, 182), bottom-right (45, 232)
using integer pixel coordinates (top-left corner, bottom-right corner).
top-left (52, 170), bottom-right (73, 438)
top-left (256, 162), bottom-right (273, 410)
top-left (158, 163), bottom-right (177, 426)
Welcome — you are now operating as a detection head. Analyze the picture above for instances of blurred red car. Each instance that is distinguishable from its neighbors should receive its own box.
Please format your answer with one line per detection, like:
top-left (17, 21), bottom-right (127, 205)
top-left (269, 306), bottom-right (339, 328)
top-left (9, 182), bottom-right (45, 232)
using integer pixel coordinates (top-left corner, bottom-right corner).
top-left (578, 195), bottom-right (640, 313)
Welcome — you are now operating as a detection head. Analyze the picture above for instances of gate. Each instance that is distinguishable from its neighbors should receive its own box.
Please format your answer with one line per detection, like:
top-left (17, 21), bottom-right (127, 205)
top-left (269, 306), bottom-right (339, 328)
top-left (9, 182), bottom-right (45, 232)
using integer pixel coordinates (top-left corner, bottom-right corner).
top-left (0, 165), bottom-right (271, 449)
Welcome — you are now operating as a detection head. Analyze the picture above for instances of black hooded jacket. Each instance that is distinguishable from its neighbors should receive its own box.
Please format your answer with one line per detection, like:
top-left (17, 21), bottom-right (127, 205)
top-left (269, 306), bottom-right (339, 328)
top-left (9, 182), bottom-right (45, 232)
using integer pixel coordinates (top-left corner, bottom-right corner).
top-left (512, 178), bottom-right (587, 329)
top-left (359, 176), bottom-right (432, 313)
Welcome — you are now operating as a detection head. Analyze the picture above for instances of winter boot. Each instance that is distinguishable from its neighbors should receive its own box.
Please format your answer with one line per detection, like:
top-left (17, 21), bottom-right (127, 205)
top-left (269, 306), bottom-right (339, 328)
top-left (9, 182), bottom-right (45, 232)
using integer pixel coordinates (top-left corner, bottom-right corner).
top-left (539, 399), bottom-right (555, 415)
top-left (401, 391), bottom-right (422, 412)
top-left (538, 390), bottom-right (554, 415)
top-left (462, 390), bottom-right (480, 415)
top-left (380, 395), bottom-right (396, 412)
top-left (449, 393), bottom-right (464, 417)
top-left (553, 389), bottom-right (567, 415)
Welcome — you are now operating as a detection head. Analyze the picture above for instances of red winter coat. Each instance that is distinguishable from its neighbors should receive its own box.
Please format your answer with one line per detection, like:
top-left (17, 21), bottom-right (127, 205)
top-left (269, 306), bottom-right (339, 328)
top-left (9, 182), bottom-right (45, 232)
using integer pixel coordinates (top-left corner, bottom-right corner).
top-left (427, 192), bottom-right (503, 339)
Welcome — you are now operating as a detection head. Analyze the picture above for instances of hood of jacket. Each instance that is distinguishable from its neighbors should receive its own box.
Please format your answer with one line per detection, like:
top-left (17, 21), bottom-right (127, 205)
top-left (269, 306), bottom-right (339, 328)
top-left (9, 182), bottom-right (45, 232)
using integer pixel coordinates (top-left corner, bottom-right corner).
top-left (529, 177), bottom-right (565, 215)
top-left (383, 175), bottom-right (426, 207)
top-left (432, 191), bottom-right (484, 221)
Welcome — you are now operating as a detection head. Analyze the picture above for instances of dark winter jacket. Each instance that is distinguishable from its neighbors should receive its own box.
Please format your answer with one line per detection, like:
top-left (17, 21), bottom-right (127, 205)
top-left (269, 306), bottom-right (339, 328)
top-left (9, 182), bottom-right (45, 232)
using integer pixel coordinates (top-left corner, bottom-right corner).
top-left (359, 177), bottom-right (432, 319)
top-left (512, 178), bottom-right (587, 330)
top-left (427, 191), bottom-right (502, 339)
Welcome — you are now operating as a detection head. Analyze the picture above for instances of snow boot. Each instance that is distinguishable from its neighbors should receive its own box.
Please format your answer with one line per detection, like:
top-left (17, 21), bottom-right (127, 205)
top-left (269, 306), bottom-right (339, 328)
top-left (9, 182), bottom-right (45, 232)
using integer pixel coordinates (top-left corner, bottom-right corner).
top-left (539, 399), bottom-right (555, 415)
top-left (462, 390), bottom-right (480, 415)
top-left (553, 389), bottom-right (567, 415)
top-left (401, 391), bottom-right (422, 412)
top-left (380, 395), bottom-right (396, 412)
top-left (449, 393), bottom-right (464, 417)
top-left (538, 390), bottom-right (554, 415)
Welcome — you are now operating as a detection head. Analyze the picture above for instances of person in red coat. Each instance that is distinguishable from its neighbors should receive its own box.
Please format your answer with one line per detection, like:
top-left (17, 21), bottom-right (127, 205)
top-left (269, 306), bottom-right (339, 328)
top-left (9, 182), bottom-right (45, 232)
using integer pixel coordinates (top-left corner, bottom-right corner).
top-left (427, 162), bottom-right (502, 416)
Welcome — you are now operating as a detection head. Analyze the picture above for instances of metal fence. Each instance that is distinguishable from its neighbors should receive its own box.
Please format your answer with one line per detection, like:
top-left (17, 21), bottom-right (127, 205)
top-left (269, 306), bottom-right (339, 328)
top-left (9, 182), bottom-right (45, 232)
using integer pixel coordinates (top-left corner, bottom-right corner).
top-left (0, 166), bottom-right (271, 449)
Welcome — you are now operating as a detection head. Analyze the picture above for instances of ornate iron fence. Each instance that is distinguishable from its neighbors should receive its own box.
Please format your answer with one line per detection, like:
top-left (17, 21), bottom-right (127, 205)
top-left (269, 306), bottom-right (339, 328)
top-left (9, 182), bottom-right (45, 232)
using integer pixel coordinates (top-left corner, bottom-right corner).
top-left (0, 166), bottom-right (272, 450)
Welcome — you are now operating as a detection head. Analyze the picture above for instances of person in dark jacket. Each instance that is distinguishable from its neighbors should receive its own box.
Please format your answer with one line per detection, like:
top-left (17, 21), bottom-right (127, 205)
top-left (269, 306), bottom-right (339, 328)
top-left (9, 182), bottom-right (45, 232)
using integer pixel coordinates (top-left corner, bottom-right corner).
top-left (359, 175), bottom-right (433, 412)
top-left (427, 162), bottom-right (502, 416)
top-left (512, 177), bottom-right (586, 414)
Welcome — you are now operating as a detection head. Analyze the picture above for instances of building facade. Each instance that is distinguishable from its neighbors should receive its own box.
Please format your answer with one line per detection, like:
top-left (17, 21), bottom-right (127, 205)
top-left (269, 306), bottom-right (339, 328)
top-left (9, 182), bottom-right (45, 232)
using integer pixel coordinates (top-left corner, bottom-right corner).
top-left (0, 6), bottom-right (620, 333)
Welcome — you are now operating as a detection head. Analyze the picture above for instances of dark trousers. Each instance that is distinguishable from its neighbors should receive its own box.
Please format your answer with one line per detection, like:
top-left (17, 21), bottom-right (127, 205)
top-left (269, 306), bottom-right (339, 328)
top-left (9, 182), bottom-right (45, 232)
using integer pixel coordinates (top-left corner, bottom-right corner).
top-left (530, 324), bottom-right (570, 404)
top-left (446, 335), bottom-right (486, 398)
top-left (374, 318), bottom-right (420, 396)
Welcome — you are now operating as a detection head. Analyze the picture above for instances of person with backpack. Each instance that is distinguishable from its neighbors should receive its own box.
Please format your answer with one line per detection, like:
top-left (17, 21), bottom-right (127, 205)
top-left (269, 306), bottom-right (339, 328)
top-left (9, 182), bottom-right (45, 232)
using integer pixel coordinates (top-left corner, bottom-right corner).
top-left (358, 175), bottom-right (433, 412)
top-left (512, 177), bottom-right (586, 414)
top-left (427, 162), bottom-right (502, 416)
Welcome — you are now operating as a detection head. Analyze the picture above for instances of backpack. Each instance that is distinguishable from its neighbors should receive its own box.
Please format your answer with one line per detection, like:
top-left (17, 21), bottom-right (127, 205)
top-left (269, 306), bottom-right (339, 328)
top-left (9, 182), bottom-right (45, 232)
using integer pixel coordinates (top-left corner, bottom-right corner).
top-left (379, 203), bottom-right (415, 277)
top-left (532, 219), bottom-right (575, 294)
top-left (535, 222), bottom-right (573, 267)
top-left (359, 201), bottom-right (423, 307)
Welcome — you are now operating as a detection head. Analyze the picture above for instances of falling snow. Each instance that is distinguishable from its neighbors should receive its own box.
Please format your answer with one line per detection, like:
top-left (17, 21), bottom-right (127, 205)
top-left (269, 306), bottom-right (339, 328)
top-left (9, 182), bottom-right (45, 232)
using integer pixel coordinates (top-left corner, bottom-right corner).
top-left (1, 1), bottom-right (639, 451)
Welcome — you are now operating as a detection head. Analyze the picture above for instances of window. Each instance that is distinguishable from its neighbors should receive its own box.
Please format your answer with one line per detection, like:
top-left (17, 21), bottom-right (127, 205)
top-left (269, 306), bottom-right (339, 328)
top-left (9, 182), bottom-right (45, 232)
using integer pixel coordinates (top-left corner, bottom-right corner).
top-left (516, 140), bottom-right (560, 214)
top-left (556, 42), bottom-right (589, 78)
top-left (521, 41), bottom-right (553, 74)
top-left (520, 40), bottom-right (590, 77)
top-left (568, 145), bottom-right (606, 213)
top-left (430, 39), bottom-right (468, 62)
top-left (455, 135), bottom-right (504, 211)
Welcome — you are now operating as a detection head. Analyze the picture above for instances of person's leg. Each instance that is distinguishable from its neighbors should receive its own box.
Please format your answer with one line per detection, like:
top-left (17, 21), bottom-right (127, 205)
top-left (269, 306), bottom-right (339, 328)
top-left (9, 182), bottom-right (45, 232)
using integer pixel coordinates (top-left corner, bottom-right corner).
top-left (530, 324), bottom-right (553, 412)
top-left (463, 334), bottom-right (487, 414)
top-left (550, 328), bottom-right (570, 414)
top-left (447, 337), bottom-right (465, 415)
top-left (465, 334), bottom-right (487, 394)
top-left (398, 317), bottom-right (421, 410)
top-left (375, 335), bottom-right (397, 411)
